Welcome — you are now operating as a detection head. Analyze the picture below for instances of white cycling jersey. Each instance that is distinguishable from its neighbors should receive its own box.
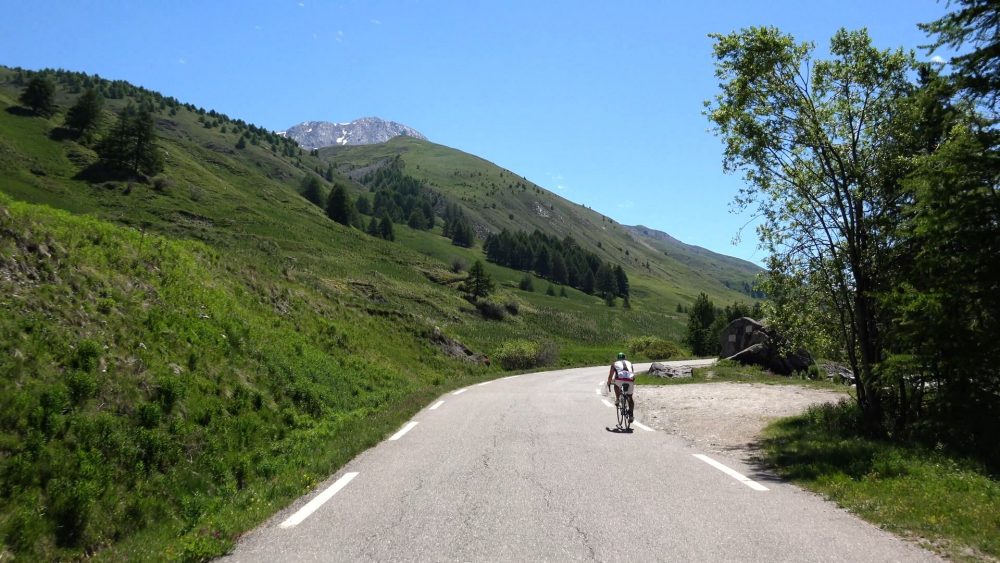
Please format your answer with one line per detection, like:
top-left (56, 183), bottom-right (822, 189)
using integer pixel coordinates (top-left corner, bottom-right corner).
top-left (611, 360), bottom-right (635, 395)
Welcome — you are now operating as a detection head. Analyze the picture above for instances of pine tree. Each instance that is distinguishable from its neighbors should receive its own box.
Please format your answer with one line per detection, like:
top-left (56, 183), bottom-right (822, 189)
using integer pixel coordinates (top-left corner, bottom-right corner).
top-left (464, 260), bottom-right (494, 301)
top-left (366, 216), bottom-right (379, 236)
top-left (64, 87), bottom-right (103, 140)
top-left (235, 135), bottom-right (247, 149)
top-left (325, 183), bottom-right (351, 225)
top-left (19, 76), bottom-right (56, 117)
top-left (378, 215), bottom-right (395, 241)
top-left (300, 175), bottom-right (324, 206)
top-left (96, 103), bottom-right (163, 177)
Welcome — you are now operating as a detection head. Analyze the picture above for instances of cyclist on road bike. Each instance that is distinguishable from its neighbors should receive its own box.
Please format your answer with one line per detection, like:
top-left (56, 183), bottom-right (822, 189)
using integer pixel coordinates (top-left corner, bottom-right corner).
top-left (607, 352), bottom-right (635, 423)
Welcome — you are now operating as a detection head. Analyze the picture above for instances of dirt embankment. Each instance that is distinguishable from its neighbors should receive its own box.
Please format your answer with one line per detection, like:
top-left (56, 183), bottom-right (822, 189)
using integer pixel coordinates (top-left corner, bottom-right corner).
top-left (636, 383), bottom-right (848, 459)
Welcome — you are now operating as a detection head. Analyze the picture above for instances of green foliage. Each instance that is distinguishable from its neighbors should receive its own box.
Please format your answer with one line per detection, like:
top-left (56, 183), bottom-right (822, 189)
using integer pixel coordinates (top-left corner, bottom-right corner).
top-left (325, 183), bottom-right (352, 225)
top-left (920, 0), bottom-right (1000, 112)
top-left (463, 260), bottom-right (494, 301)
top-left (707, 27), bottom-right (920, 434)
top-left (626, 336), bottom-right (684, 360)
top-left (96, 103), bottom-right (163, 178)
top-left (761, 401), bottom-right (1000, 561)
top-left (19, 75), bottom-right (57, 117)
top-left (492, 339), bottom-right (558, 370)
top-left (64, 87), bottom-right (103, 140)
top-left (300, 175), bottom-right (323, 206)
top-left (685, 292), bottom-right (717, 356)
top-left (518, 273), bottom-right (534, 292)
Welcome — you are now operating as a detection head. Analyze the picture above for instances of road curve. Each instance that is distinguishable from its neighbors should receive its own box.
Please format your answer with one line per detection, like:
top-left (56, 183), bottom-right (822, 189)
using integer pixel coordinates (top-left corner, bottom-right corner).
top-left (221, 362), bottom-right (937, 562)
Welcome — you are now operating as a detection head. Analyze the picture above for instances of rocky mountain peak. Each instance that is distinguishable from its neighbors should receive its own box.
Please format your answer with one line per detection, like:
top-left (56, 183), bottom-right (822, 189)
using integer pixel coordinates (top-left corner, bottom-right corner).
top-left (279, 117), bottom-right (427, 149)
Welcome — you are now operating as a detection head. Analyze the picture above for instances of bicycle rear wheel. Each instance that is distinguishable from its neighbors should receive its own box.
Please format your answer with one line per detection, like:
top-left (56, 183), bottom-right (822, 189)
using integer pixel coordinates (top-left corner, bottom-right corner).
top-left (616, 396), bottom-right (625, 427)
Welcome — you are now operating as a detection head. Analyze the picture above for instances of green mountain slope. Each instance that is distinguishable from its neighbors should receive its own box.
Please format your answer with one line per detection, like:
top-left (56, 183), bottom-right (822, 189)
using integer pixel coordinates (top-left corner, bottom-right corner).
top-left (0, 66), bottom-right (758, 559)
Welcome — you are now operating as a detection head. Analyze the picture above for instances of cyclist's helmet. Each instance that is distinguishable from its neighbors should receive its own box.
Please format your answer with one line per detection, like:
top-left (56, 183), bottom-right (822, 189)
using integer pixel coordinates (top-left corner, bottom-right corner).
top-left (617, 352), bottom-right (626, 360)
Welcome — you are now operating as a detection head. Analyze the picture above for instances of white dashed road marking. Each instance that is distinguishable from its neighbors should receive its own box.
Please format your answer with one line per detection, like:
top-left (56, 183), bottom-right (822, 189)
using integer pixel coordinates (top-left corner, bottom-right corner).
top-left (430, 401), bottom-right (444, 410)
top-left (279, 472), bottom-right (359, 528)
top-left (389, 421), bottom-right (419, 441)
top-left (633, 421), bottom-right (654, 432)
top-left (693, 454), bottom-right (769, 491)
top-left (601, 399), bottom-right (614, 408)
top-left (452, 388), bottom-right (468, 395)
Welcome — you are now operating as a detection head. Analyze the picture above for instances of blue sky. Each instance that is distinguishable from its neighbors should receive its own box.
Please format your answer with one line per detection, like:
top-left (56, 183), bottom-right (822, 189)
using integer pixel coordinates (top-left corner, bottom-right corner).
top-left (0, 1), bottom-right (953, 264)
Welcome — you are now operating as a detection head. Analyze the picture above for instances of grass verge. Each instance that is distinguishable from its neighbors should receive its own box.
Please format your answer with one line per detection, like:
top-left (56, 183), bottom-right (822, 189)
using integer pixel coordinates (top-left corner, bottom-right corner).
top-left (759, 401), bottom-right (1000, 561)
top-left (636, 360), bottom-right (848, 391)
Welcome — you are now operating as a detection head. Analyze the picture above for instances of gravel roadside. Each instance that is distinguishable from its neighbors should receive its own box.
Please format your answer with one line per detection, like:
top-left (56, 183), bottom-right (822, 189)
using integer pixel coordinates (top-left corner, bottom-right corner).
top-left (635, 382), bottom-right (849, 459)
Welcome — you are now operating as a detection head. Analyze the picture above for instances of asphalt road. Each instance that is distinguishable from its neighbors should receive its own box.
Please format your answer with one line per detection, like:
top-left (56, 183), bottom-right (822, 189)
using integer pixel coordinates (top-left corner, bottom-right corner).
top-left (221, 362), bottom-right (938, 562)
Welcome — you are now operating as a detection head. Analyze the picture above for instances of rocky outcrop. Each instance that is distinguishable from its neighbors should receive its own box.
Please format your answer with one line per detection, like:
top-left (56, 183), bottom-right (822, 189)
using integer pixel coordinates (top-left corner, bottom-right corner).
top-left (720, 317), bottom-right (813, 375)
top-left (280, 117), bottom-right (427, 149)
top-left (647, 362), bottom-right (692, 378)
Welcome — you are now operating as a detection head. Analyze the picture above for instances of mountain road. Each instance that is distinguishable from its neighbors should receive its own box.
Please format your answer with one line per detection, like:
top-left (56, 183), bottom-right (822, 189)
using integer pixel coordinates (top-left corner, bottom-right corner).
top-left (221, 361), bottom-right (937, 562)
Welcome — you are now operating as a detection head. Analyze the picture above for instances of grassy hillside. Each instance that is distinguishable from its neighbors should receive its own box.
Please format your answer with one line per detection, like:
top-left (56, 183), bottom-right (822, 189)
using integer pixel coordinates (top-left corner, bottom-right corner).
top-left (323, 136), bottom-right (761, 309)
top-left (0, 66), bottom-right (758, 559)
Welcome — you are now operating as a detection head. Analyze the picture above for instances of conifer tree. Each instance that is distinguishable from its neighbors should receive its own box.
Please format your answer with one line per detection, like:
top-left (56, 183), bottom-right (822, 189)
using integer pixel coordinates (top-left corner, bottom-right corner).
top-left (65, 87), bottom-right (103, 140)
top-left (300, 175), bottom-right (323, 206)
top-left (19, 75), bottom-right (56, 117)
top-left (326, 183), bottom-right (352, 225)
top-left (378, 215), bottom-right (395, 241)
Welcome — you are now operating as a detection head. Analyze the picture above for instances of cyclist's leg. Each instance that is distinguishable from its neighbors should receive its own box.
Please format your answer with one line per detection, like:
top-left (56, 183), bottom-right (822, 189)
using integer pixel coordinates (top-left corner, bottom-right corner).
top-left (613, 382), bottom-right (621, 405)
top-left (627, 394), bottom-right (635, 421)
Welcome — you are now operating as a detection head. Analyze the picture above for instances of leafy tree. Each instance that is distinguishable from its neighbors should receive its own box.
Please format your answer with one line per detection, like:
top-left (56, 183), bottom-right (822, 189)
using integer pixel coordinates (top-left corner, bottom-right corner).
top-left (463, 260), bottom-right (494, 301)
top-left (300, 175), bottom-right (323, 207)
top-left (64, 87), bottom-right (103, 140)
top-left (19, 76), bottom-right (56, 117)
top-left (707, 27), bottom-right (917, 434)
top-left (325, 183), bottom-right (351, 225)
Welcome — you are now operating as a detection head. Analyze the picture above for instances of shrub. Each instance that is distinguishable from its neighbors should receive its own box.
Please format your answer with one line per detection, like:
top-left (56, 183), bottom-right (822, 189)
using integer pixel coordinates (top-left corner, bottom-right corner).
top-left (450, 258), bottom-right (466, 273)
top-left (475, 299), bottom-right (506, 320)
top-left (494, 339), bottom-right (560, 370)
top-left (66, 371), bottom-right (97, 406)
top-left (503, 300), bottom-right (519, 315)
top-left (626, 336), bottom-right (684, 360)
top-left (518, 274), bottom-right (534, 291)
top-left (152, 175), bottom-right (173, 192)
top-left (494, 340), bottom-right (539, 370)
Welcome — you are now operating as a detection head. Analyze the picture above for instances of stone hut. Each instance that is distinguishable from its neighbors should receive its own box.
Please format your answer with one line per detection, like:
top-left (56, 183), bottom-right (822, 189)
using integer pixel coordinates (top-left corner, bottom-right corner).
top-left (720, 317), bottom-right (813, 375)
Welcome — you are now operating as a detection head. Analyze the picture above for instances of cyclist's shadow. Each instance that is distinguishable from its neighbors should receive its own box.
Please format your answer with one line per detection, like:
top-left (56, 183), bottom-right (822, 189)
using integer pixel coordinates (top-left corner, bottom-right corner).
top-left (605, 426), bottom-right (634, 434)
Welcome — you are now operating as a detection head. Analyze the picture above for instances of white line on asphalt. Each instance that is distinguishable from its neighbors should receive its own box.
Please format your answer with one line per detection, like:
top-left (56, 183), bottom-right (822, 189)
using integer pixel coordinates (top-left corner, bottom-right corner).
top-left (279, 472), bottom-right (359, 528)
top-left (430, 401), bottom-right (444, 410)
top-left (601, 399), bottom-right (614, 408)
top-left (693, 454), bottom-right (769, 491)
top-left (452, 388), bottom-right (468, 395)
top-left (595, 388), bottom-right (601, 395)
top-left (633, 421), bottom-right (654, 432)
top-left (477, 381), bottom-right (491, 386)
top-left (389, 421), bottom-right (419, 441)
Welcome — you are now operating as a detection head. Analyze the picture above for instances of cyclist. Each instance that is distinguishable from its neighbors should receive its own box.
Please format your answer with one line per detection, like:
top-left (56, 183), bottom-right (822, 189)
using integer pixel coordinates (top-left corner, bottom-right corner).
top-left (607, 352), bottom-right (635, 423)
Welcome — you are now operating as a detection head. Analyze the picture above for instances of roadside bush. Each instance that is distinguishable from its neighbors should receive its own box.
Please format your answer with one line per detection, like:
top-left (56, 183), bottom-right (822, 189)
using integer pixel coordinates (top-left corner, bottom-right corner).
top-left (626, 336), bottom-right (684, 360)
top-left (494, 340), bottom-right (539, 370)
top-left (494, 339), bottom-right (560, 370)
top-left (152, 175), bottom-right (173, 192)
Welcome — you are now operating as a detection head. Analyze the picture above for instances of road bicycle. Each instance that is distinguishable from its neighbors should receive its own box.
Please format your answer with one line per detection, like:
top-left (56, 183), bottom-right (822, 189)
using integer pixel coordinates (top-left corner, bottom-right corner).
top-left (615, 381), bottom-right (633, 431)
